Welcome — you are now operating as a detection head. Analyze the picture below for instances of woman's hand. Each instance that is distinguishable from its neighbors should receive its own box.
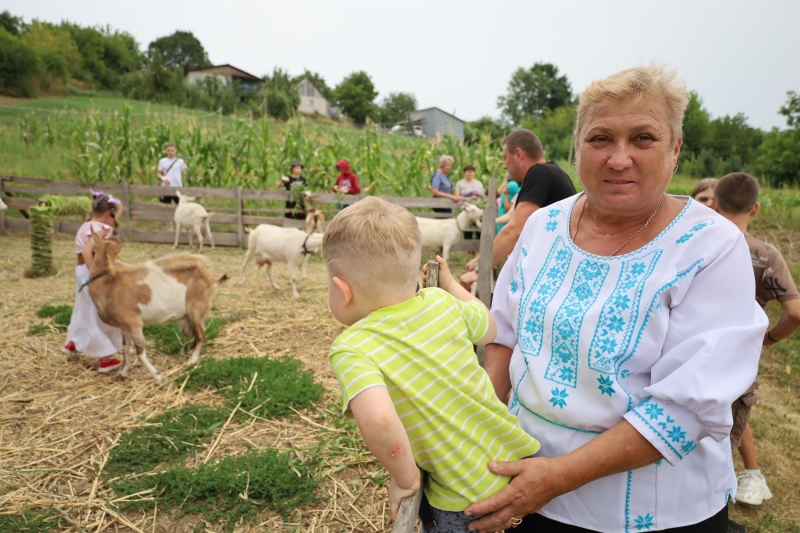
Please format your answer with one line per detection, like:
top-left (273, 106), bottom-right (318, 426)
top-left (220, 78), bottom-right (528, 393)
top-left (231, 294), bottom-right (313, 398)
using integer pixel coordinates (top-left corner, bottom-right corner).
top-left (388, 474), bottom-right (421, 522)
top-left (465, 257), bottom-right (480, 272)
top-left (464, 458), bottom-right (566, 532)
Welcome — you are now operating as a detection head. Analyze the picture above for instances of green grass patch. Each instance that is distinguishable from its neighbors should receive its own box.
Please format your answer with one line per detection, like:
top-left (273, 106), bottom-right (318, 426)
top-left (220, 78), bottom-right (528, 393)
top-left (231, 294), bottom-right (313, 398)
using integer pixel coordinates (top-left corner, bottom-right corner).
top-left (0, 509), bottom-right (59, 532)
top-left (104, 405), bottom-right (229, 479)
top-left (111, 448), bottom-right (320, 531)
top-left (183, 355), bottom-right (324, 418)
top-left (143, 317), bottom-right (226, 355)
top-left (28, 304), bottom-right (72, 335)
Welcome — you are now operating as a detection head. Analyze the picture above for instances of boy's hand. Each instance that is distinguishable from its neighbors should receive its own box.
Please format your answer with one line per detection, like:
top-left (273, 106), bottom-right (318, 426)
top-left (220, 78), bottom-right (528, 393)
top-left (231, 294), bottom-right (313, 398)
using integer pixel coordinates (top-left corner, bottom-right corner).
top-left (422, 255), bottom-right (456, 291)
top-left (389, 472), bottom-right (421, 522)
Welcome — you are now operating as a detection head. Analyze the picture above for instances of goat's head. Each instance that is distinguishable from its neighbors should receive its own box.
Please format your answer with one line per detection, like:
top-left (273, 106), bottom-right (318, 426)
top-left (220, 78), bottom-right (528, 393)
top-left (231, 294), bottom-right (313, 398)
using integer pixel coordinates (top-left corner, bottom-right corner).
top-left (460, 202), bottom-right (483, 223)
top-left (176, 191), bottom-right (196, 204)
top-left (90, 228), bottom-right (129, 274)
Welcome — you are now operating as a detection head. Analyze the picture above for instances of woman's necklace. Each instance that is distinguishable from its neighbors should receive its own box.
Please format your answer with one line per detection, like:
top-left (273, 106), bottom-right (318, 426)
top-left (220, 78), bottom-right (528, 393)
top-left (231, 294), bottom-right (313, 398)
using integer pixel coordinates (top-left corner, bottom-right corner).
top-left (571, 194), bottom-right (666, 256)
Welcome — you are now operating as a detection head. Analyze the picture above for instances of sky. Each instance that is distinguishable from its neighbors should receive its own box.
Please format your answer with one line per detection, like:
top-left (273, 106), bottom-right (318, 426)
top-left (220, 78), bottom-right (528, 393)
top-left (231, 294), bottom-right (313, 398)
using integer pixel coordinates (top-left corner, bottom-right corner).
top-left (6, 0), bottom-right (800, 130)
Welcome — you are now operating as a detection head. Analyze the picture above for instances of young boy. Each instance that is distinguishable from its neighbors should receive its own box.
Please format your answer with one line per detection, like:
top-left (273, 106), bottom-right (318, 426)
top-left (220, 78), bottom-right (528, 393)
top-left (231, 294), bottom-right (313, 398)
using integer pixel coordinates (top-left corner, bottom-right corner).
top-left (713, 173), bottom-right (800, 507)
top-left (324, 197), bottom-right (540, 530)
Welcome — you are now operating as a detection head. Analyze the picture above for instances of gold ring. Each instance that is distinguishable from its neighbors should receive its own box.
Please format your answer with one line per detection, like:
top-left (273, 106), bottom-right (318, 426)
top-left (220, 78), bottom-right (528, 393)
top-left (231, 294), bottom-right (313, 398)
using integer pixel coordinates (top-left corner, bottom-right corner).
top-left (510, 516), bottom-right (523, 527)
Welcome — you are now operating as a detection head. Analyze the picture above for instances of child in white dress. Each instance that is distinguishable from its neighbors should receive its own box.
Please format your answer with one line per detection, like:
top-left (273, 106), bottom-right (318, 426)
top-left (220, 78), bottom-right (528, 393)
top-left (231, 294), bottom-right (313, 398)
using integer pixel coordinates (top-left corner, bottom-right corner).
top-left (62, 191), bottom-right (124, 373)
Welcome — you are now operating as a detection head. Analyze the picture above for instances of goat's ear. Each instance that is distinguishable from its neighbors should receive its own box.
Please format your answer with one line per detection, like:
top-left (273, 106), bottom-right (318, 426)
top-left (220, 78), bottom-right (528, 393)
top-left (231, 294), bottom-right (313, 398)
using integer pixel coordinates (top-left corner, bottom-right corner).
top-left (120, 235), bottom-right (131, 247)
top-left (90, 228), bottom-right (101, 244)
top-left (176, 191), bottom-right (183, 199)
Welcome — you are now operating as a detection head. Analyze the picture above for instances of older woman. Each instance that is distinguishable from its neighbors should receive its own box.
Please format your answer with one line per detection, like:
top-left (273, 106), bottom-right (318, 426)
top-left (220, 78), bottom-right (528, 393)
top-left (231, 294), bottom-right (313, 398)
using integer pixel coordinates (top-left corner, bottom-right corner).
top-left (465, 64), bottom-right (768, 533)
top-left (431, 155), bottom-right (459, 215)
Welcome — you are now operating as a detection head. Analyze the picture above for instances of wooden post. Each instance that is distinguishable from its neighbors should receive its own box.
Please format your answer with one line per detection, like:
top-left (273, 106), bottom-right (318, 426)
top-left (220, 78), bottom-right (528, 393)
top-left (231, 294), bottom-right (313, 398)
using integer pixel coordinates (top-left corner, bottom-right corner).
top-left (475, 173), bottom-right (498, 365)
top-left (123, 181), bottom-right (133, 238)
top-left (236, 186), bottom-right (244, 248)
top-left (425, 259), bottom-right (439, 289)
top-left (0, 179), bottom-right (5, 235)
top-left (393, 487), bottom-right (424, 533)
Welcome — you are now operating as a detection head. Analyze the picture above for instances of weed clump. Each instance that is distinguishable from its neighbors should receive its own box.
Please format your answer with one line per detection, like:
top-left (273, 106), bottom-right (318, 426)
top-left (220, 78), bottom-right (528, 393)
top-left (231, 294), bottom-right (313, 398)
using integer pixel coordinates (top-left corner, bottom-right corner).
top-left (28, 304), bottom-right (72, 335)
top-left (0, 509), bottom-right (58, 532)
top-left (143, 317), bottom-right (226, 355)
top-left (183, 355), bottom-right (324, 417)
top-left (111, 449), bottom-right (320, 531)
top-left (104, 405), bottom-right (228, 478)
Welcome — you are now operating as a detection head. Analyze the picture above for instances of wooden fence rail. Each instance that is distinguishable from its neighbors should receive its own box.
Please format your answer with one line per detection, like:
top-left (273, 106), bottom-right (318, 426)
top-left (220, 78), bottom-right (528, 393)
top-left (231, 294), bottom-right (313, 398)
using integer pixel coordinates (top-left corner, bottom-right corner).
top-left (0, 175), bottom-right (486, 251)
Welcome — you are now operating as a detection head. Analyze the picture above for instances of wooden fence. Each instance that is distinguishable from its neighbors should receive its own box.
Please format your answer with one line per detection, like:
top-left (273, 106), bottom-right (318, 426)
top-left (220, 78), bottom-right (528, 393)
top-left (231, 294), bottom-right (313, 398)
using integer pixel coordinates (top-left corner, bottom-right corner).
top-left (0, 175), bottom-right (484, 252)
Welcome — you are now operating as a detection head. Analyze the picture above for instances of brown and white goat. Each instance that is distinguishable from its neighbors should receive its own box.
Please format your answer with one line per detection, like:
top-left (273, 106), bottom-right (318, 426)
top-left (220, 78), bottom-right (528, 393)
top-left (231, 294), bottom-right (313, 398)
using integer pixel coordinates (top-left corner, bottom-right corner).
top-left (86, 230), bottom-right (227, 383)
top-left (302, 191), bottom-right (325, 234)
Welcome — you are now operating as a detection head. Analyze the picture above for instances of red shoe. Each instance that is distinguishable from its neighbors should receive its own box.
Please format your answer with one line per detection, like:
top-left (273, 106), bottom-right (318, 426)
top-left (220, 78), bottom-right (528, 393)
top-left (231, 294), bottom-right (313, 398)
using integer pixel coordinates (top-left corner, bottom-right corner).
top-left (62, 341), bottom-right (77, 355)
top-left (98, 358), bottom-right (122, 373)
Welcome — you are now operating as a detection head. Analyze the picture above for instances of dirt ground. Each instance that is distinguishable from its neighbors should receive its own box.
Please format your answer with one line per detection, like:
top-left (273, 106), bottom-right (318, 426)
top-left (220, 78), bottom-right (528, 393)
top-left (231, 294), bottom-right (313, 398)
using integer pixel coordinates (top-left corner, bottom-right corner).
top-left (1, 228), bottom-right (798, 532)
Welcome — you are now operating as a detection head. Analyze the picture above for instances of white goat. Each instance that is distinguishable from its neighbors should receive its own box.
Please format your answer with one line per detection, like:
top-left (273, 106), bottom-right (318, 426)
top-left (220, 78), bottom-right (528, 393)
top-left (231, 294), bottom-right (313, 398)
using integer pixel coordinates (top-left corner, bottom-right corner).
top-left (416, 203), bottom-right (483, 260)
top-left (240, 224), bottom-right (324, 298)
top-left (0, 197), bottom-right (7, 210)
top-left (86, 230), bottom-right (227, 384)
top-left (174, 191), bottom-right (215, 252)
top-left (302, 192), bottom-right (325, 234)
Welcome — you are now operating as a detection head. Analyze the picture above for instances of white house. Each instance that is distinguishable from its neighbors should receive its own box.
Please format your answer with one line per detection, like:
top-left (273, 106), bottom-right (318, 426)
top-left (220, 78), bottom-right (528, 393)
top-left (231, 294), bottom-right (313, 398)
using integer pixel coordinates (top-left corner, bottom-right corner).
top-left (296, 78), bottom-right (340, 119)
top-left (184, 64), bottom-right (263, 98)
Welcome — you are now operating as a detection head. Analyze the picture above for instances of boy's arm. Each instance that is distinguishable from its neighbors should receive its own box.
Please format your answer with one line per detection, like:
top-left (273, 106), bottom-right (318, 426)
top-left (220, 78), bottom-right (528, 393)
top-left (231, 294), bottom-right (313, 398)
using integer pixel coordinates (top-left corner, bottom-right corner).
top-left (349, 386), bottom-right (421, 520)
top-left (423, 255), bottom-right (497, 345)
top-left (764, 298), bottom-right (800, 345)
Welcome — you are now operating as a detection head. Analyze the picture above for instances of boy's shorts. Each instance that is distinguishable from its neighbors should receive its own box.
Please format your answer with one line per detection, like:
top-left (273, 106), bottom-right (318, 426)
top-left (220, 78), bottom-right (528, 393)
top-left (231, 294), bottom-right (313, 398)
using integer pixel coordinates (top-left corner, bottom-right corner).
top-left (730, 380), bottom-right (759, 448)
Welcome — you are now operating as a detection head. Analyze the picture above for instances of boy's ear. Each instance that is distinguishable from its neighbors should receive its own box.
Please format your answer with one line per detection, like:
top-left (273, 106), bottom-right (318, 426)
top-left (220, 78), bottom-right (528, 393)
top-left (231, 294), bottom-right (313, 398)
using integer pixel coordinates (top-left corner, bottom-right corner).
top-left (710, 199), bottom-right (719, 212)
top-left (750, 201), bottom-right (760, 217)
top-left (332, 276), bottom-right (354, 307)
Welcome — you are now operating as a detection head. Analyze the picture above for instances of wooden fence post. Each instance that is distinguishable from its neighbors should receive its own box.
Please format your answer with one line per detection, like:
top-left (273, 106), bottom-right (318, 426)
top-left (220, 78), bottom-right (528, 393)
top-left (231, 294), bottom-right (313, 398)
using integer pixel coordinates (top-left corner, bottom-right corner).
top-left (236, 186), bottom-right (244, 249)
top-left (123, 181), bottom-right (133, 238)
top-left (475, 173), bottom-right (498, 365)
top-left (0, 178), bottom-right (5, 235)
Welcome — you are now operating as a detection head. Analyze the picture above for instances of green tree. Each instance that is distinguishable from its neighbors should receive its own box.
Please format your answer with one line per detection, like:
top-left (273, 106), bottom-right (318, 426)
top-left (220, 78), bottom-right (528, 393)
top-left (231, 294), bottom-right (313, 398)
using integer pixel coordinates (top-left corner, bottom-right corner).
top-left (0, 28), bottom-right (41, 97)
top-left (681, 91), bottom-right (710, 155)
top-left (0, 10), bottom-right (25, 36)
top-left (377, 92), bottom-right (417, 126)
top-left (22, 21), bottom-right (82, 88)
top-left (521, 104), bottom-right (577, 160)
top-left (298, 70), bottom-right (333, 100)
top-left (263, 67), bottom-right (301, 121)
top-left (755, 91), bottom-right (800, 186)
top-left (779, 90), bottom-right (800, 128)
top-left (333, 71), bottom-right (378, 125)
top-left (62, 23), bottom-right (143, 88)
top-left (498, 62), bottom-right (572, 125)
top-left (464, 116), bottom-right (509, 145)
top-left (148, 31), bottom-right (210, 71)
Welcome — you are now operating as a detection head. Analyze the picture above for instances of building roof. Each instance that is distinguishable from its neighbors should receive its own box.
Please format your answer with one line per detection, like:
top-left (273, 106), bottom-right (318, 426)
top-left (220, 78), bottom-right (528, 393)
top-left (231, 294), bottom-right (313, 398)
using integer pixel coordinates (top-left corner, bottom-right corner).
top-left (411, 107), bottom-right (464, 123)
top-left (184, 64), bottom-right (262, 82)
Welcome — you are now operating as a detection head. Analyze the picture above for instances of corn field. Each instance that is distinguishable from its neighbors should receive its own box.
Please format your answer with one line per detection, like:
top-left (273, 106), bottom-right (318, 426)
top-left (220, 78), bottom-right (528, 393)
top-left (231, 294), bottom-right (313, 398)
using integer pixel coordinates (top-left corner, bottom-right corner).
top-left (16, 103), bottom-right (505, 196)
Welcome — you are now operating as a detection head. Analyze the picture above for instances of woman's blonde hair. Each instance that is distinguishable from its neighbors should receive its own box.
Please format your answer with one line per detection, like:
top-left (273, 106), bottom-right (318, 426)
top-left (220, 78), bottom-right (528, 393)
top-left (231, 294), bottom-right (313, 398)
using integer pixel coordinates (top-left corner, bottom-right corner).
top-left (574, 62), bottom-right (690, 148)
top-left (439, 155), bottom-right (454, 168)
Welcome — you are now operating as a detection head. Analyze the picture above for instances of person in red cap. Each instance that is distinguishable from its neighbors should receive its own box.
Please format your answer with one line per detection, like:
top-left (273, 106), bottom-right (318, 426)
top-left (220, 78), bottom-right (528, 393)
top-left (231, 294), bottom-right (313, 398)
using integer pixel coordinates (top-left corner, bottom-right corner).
top-left (332, 160), bottom-right (361, 194)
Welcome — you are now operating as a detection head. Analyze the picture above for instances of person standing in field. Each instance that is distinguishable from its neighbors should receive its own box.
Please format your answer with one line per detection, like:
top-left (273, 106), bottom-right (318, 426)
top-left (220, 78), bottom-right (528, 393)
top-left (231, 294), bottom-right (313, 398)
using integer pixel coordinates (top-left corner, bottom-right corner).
top-left (276, 160), bottom-right (308, 219)
top-left (712, 173), bottom-right (800, 512)
top-left (430, 155), bottom-right (459, 215)
top-left (62, 191), bottom-right (125, 373)
top-left (157, 142), bottom-right (188, 231)
top-left (454, 164), bottom-right (485, 244)
top-left (332, 160), bottom-right (361, 209)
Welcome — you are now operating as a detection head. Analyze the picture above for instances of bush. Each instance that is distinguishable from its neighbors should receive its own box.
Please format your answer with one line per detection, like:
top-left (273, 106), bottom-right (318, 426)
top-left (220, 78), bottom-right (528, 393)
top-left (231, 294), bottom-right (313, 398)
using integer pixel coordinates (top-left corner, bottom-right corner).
top-left (0, 27), bottom-right (41, 97)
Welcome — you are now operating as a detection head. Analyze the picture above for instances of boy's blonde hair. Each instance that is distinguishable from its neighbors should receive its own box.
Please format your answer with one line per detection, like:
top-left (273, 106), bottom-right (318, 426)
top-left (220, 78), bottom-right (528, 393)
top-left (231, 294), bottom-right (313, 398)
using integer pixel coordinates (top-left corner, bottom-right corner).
top-left (323, 197), bottom-right (421, 291)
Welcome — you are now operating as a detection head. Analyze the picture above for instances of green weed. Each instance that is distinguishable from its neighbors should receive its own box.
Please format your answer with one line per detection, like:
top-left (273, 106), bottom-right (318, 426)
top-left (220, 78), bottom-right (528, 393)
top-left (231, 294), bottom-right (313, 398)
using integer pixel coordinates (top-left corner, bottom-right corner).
top-left (29, 304), bottom-right (72, 335)
top-left (183, 355), bottom-right (324, 418)
top-left (143, 317), bottom-right (226, 355)
top-left (104, 405), bottom-right (228, 478)
top-left (0, 509), bottom-right (58, 532)
top-left (111, 448), bottom-right (321, 531)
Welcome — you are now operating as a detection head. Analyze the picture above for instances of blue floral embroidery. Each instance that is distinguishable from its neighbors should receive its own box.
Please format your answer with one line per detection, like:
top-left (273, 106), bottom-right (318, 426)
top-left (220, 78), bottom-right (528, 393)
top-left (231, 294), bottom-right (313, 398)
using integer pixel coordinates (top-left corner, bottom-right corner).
top-left (545, 259), bottom-right (610, 387)
top-left (681, 440), bottom-right (696, 454)
top-left (675, 217), bottom-right (715, 244)
top-left (548, 207), bottom-right (561, 218)
top-left (517, 237), bottom-right (572, 359)
top-left (631, 398), bottom-right (696, 461)
top-left (644, 402), bottom-right (664, 420)
top-left (589, 251), bottom-right (661, 375)
top-left (634, 513), bottom-right (655, 530)
top-left (545, 221), bottom-right (558, 232)
top-left (597, 376), bottom-right (616, 396)
top-left (667, 425), bottom-right (686, 442)
top-left (510, 278), bottom-right (518, 294)
top-left (549, 387), bottom-right (569, 409)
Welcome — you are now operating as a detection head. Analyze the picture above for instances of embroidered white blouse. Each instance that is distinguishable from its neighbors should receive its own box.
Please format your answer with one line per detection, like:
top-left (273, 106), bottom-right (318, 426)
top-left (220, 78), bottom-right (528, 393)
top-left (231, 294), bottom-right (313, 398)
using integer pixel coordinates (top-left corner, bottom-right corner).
top-left (491, 195), bottom-right (768, 532)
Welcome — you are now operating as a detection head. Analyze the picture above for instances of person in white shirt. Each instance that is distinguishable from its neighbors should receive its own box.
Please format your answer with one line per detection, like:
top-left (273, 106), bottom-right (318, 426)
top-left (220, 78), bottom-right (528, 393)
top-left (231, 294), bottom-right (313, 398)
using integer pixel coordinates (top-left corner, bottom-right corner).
top-left (157, 142), bottom-right (188, 230)
top-left (463, 63), bottom-right (767, 533)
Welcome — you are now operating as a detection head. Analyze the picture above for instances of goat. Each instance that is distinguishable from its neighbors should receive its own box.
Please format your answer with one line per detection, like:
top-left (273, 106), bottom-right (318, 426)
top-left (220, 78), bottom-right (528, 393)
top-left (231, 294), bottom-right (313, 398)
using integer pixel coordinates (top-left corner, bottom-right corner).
top-left (0, 197), bottom-right (7, 210)
top-left (416, 203), bottom-right (483, 260)
top-left (240, 224), bottom-right (323, 298)
top-left (302, 191), bottom-right (325, 234)
top-left (86, 229), bottom-right (227, 383)
top-left (174, 191), bottom-right (215, 252)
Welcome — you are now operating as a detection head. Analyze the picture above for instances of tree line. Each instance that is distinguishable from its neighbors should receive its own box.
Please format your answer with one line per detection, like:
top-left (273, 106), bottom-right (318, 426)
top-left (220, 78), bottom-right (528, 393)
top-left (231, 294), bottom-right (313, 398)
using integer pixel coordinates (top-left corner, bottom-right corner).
top-left (1, 10), bottom-right (797, 185)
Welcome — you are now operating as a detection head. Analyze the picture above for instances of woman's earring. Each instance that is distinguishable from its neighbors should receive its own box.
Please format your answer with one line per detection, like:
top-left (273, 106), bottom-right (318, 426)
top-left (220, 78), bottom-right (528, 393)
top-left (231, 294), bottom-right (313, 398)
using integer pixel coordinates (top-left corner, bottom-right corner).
top-left (673, 164), bottom-right (678, 174)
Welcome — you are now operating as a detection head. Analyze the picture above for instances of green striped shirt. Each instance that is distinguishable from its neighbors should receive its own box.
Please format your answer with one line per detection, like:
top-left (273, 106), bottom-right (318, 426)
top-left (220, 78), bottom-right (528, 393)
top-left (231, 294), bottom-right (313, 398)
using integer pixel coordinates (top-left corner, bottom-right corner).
top-left (329, 288), bottom-right (540, 511)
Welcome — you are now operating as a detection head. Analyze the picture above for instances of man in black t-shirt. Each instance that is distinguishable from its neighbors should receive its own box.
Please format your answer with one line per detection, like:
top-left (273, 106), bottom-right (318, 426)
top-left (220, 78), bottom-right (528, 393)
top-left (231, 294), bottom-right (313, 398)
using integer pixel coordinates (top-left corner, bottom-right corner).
top-left (463, 129), bottom-right (576, 287)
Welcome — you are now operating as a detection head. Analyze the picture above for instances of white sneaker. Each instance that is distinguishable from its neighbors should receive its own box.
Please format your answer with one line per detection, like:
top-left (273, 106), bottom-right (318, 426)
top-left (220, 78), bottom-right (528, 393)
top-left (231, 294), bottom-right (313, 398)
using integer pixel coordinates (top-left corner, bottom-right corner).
top-left (736, 470), bottom-right (773, 505)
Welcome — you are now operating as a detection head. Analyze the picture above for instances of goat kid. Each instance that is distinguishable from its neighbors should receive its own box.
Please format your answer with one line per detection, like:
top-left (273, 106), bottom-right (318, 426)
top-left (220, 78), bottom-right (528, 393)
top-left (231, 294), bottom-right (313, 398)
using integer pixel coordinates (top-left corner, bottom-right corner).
top-left (302, 191), bottom-right (325, 234)
top-left (86, 230), bottom-right (227, 383)
top-left (416, 203), bottom-right (483, 260)
top-left (240, 224), bottom-right (323, 298)
top-left (174, 191), bottom-right (215, 252)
